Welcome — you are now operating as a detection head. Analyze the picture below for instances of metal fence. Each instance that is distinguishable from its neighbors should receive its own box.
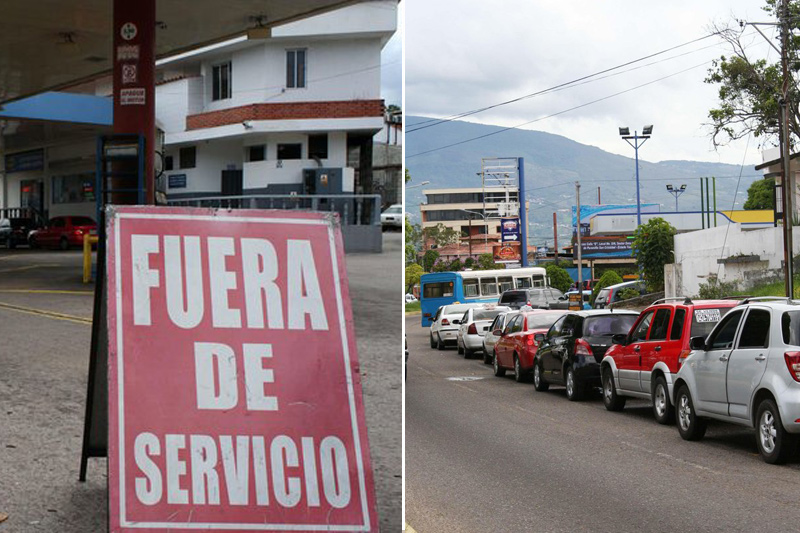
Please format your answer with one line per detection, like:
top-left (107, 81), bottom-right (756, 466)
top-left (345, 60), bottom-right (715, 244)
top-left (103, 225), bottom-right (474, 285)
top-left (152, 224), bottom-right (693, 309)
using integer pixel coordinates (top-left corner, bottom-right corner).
top-left (167, 194), bottom-right (383, 252)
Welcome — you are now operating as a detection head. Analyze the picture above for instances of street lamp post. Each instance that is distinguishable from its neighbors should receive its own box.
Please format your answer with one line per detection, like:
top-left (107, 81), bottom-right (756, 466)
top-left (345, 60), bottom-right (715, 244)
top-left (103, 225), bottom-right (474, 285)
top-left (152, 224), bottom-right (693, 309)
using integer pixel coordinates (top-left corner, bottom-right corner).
top-left (619, 125), bottom-right (653, 227)
top-left (406, 180), bottom-right (430, 190)
top-left (666, 184), bottom-right (687, 212)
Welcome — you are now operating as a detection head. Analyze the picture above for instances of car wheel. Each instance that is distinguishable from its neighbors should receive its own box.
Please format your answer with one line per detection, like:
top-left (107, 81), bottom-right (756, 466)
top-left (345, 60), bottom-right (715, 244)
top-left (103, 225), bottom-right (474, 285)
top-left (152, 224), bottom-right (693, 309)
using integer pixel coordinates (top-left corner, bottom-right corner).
top-left (602, 367), bottom-right (626, 411)
top-left (457, 342), bottom-right (464, 355)
top-left (59, 236), bottom-right (70, 251)
top-left (7, 238), bottom-right (15, 250)
top-left (533, 361), bottom-right (549, 392)
top-left (675, 385), bottom-right (706, 441)
top-left (652, 376), bottom-right (674, 424)
top-left (464, 347), bottom-right (473, 359)
top-left (436, 334), bottom-right (445, 351)
top-left (565, 366), bottom-right (584, 401)
top-left (514, 354), bottom-right (528, 383)
top-left (430, 333), bottom-right (436, 349)
top-left (29, 236), bottom-right (38, 249)
top-left (492, 350), bottom-right (506, 377)
top-left (482, 345), bottom-right (492, 364)
top-left (756, 398), bottom-right (796, 464)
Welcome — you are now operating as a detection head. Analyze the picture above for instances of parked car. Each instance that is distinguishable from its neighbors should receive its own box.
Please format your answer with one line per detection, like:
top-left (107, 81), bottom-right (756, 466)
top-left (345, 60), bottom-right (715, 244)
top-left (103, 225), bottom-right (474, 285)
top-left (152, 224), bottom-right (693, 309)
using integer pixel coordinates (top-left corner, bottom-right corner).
top-left (405, 293), bottom-right (418, 303)
top-left (600, 298), bottom-right (740, 423)
top-left (533, 310), bottom-right (639, 401)
top-left (456, 305), bottom-right (510, 358)
top-left (380, 204), bottom-right (403, 229)
top-left (593, 280), bottom-right (646, 309)
top-left (482, 310), bottom-right (515, 364)
top-left (554, 289), bottom-right (593, 310)
top-left (492, 310), bottom-right (567, 382)
top-left (29, 216), bottom-right (96, 250)
top-left (429, 303), bottom-right (483, 350)
top-left (499, 287), bottom-right (566, 310)
top-left (0, 217), bottom-right (36, 249)
top-left (672, 297), bottom-right (800, 463)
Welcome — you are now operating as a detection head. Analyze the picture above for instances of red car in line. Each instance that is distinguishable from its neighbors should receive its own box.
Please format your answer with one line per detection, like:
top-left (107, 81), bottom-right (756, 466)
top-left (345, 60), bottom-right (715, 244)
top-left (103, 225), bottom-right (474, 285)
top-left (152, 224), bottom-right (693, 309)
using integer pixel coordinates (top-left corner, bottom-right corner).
top-left (492, 310), bottom-right (567, 382)
top-left (29, 216), bottom-right (97, 250)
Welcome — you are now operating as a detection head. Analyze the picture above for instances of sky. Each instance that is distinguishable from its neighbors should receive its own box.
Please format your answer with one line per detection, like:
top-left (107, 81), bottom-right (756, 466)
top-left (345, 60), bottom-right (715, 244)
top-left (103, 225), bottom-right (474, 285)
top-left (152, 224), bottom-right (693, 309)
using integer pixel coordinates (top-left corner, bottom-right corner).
top-left (405, 0), bottom-right (780, 166)
top-left (381, 2), bottom-right (403, 107)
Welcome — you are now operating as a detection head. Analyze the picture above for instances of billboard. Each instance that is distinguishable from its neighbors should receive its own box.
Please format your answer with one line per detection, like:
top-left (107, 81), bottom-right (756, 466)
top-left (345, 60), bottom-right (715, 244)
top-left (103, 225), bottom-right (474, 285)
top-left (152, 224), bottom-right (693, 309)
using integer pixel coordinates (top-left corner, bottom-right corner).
top-left (106, 206), bottom-right (377, 532)
top-left (493, 243), bottom-right (521, 263)
top-left (579, 237), bottom-right (633, 258)
top-left (500, 217), bottom-right (521, 243)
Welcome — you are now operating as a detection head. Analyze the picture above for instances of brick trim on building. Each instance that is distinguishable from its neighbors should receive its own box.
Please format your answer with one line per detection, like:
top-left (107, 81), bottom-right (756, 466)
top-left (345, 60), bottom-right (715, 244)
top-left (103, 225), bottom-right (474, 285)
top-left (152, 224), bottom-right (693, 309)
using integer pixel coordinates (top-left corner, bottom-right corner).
top-left (186, 100), bottom-right (384, 130)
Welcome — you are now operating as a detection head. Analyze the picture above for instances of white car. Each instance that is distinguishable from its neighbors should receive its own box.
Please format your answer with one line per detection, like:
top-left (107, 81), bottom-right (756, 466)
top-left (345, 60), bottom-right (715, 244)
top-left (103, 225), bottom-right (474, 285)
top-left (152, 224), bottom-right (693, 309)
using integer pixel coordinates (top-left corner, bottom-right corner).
top-left (381, 204), bottom-right (403, 229)
top-left (482, 310), bottom-right (518, 364)
top-left (429, 303), bottom-right (483, 350)
top-left (405, 293), bottom-right (418, 303)
top-left (457, 305), bottom-right (511, 359)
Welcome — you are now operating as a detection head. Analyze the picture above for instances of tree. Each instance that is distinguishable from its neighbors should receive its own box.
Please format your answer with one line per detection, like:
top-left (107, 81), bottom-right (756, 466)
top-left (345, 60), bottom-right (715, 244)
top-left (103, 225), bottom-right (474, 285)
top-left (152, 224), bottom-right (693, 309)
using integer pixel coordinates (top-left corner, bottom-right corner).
top-left (405, 167), bottom-right (411, 183)
top-left (545, 264), bottom-right (573, 293)
top-left (631, 217), bottom-right (677, 292)
top-left (423, 223), bottom-right (460, 248)
top-left (405, 263), bottom-right (424, 294)
top-left (405, 217), bottom-right (422, 264)
top-left (704, 2), bottom-right (800, 149)
top-left (464, 257), bottom-right (477, 269)
top-left (591, 270), bottom-right (623, 306)
top-left (448, 258), bottom-right (463, 272)
top-left (744, 177), bottom-right (775, 210)
top-left (477, 253), bottom-right (500, 270)
top-left (422, 249), bottom-right (440, 272)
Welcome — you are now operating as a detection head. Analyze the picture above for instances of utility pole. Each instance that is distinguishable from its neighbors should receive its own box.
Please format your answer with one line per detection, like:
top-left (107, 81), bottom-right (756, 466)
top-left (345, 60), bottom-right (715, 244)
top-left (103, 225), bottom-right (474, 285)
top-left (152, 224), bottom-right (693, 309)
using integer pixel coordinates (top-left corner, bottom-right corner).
top-left (781, 0), bottom-right (795, 297)
top-left (597, 186), bottom-right (601, 204)
top-left (576, 182), bottom-right (583, 290)
top-left (553, 212), bottom-right (559, 265)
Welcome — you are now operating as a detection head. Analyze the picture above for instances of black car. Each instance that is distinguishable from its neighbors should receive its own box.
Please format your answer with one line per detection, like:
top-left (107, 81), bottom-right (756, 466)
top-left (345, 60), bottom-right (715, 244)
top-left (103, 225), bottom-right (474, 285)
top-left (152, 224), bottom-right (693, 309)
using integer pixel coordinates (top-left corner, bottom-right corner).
top-left (532, 310), bottom-right (639, 401)
top-left (0, 217), bottom-right (35, 249)
top-left (498, 288), bottom-right (566, 310)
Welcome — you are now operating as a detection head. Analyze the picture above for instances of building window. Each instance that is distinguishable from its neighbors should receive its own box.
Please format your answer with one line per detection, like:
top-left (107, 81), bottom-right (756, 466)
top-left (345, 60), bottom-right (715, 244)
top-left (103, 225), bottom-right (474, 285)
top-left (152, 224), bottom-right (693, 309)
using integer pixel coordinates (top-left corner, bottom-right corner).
top-left (52, 173), bottom-right (94, 204)
top-left (164, 155), bottom-right (174, 171)
top-left (286, 49), bottom-right (306, 89)
top-left (248, 145), bottom-right (266, 162)
top-left (180, 146), bottom-right (196, 169)
top-left (212, 62), bottom-right (232, 101)
top-left (308, 134), bottom-right (328, 159)
top-left (277, 143), bottom-right (302, 160)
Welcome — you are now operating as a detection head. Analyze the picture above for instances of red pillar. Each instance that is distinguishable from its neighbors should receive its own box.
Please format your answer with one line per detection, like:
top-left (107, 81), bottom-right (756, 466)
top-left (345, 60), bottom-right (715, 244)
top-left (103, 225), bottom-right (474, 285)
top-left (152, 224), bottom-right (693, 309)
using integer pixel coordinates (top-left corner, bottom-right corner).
top-left (113, 0), bottom-right (155, 204)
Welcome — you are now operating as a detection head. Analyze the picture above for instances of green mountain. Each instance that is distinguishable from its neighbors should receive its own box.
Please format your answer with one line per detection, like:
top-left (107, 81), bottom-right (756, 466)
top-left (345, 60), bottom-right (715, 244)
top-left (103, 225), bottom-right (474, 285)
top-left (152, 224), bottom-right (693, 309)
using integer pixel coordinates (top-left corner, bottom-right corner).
top-left (405, 116), bottom-right (763, 247)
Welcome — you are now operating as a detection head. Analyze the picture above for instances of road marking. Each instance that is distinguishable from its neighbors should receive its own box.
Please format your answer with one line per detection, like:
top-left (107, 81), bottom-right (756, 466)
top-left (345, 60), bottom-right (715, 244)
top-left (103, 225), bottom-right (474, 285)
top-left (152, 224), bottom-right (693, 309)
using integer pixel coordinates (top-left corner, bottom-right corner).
top-left (405, 523), bottom-right (418, 533)
top-left (0, 301), bottom-right (92, 325)
top-left (0, 263), bottom-right (60, 273)
top-left (0, 289), bottom-right (94, 295)
top-left (446, 376), bottom-right (485, 381)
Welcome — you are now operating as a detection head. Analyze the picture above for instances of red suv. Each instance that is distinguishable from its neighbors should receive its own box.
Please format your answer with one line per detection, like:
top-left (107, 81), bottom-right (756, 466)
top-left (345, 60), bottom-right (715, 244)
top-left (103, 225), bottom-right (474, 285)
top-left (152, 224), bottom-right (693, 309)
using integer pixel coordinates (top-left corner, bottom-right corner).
top-left (600, 297), bottom-right (740, 424)
top-left (29, 216), bottom-right (97, 250)
top-left (492, 310), bottom-right (567, 383)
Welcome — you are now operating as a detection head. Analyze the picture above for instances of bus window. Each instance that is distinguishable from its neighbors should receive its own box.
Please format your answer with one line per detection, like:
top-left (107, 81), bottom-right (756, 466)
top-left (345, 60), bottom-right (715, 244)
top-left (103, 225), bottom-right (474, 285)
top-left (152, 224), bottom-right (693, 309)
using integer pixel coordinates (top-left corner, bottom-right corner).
top-left (515, 277), bottom-right (532, 289)
top-left (423, 282), bottom-right (454, 298)
top-left (480, 277), bottom-right (498, 296)
top-left (463, 279), bottom-right (480, 297)
top-left (498, 276), bottom-right (514, 293)
top-left (532, 275), bottom-right (546, 287)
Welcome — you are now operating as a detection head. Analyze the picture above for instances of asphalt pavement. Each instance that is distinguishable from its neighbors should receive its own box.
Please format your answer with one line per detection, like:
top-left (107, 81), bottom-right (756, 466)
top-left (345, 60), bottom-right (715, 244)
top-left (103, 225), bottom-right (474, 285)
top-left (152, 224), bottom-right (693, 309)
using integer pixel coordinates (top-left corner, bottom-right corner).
top-left (0, 235), bottom-right (402, 532)
top-left (405, 314), bottom-right (800, 533)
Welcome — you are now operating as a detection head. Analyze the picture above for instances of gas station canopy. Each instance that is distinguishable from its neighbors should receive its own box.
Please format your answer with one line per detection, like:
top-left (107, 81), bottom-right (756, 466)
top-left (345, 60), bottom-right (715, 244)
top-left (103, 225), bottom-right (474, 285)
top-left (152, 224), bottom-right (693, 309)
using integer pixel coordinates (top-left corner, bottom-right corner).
top-left (0, 0), bottom-right (355, 104)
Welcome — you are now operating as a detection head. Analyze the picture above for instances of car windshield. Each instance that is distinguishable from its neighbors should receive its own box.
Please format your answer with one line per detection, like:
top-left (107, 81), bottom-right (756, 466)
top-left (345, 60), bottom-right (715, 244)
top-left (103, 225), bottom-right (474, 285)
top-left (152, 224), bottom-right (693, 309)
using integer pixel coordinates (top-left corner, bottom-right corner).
top-left (595, 289), bottom-right (610, 303)
top-left (473, 309), bottom-right (503, 321)
top-left (583, 314), bottom-right (638, 337)
top-left (524, 312), bottom-right (565, 330)
top-left (383, 206), bottom-right (401, 214)
top-left (500, 292), bottom-right (527, 304)
top-left (690, 307), bottom-right (732, 339)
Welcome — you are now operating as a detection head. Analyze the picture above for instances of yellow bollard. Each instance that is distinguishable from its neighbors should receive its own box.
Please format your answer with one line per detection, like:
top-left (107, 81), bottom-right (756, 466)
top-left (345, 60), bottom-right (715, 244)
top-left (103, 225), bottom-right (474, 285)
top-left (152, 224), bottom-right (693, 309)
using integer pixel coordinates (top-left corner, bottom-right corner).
top-left (83, 234), bottom-right (99, 284)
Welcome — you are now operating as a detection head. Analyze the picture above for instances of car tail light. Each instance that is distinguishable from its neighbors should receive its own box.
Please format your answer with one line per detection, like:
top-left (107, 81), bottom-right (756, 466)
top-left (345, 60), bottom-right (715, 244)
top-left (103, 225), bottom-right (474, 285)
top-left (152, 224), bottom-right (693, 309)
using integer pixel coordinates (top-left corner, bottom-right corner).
top-left (523, 334), bottom-right (537, 347)
top-left (468, 323), bottom-right (478, 334)
top-left (442, 318), bottom-right (450, 326)
top-left (785, 352), bottom-right (800, 382)
top-left (575, 339), bottom-right (592, 356)
top-left (677, 349), bottom-right (692, 368)
top-left (74, 229), bottom-right (84, 236)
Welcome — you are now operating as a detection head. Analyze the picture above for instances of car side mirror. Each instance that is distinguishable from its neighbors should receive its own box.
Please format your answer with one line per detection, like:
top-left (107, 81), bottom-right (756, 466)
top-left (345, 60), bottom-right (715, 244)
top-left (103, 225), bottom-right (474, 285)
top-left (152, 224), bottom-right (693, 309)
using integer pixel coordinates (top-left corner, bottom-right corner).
top-left (534, 333), bottom-right (545, 343)
top-left (689, 336), bottom-right (706, 351)
top-left (611, 333), bottom-right (627, 345)
top-left (493, 329), bottom-right (503, 337)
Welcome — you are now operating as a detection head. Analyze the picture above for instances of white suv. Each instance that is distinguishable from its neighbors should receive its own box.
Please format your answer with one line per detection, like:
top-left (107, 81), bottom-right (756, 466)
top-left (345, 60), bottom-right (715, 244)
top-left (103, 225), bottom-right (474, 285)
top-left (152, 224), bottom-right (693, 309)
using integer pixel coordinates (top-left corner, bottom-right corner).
top-left (673, 297), bottom-right (800, 463)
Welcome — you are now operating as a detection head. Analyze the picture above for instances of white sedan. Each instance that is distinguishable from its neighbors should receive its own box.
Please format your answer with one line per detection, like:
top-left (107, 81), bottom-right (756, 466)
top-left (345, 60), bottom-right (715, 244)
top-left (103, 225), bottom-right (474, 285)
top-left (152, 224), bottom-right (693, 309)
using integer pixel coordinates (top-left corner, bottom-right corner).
top-left (429, 303), bottom-right (483, 350)
top-left (381, 204), bottom-right (403, 229)
top-left (456, 305), bottom-right (511, 359)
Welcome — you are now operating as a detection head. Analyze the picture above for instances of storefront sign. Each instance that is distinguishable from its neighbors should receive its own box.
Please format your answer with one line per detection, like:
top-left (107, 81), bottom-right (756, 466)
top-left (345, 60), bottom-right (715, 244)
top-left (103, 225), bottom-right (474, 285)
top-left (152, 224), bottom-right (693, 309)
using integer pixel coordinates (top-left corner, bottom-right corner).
top-left (167, 174), bottom-right (187, 189)
top-left (5, 149), bottom-right (44, 173)
top-left (107, 206), bottom-right (378, 531)
top-left (580, 238), bottom-right (633, 258)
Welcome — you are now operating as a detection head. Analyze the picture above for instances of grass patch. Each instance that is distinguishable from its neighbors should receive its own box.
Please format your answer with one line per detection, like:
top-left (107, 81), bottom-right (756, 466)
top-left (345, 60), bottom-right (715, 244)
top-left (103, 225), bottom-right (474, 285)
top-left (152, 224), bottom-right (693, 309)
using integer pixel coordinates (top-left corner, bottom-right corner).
top-left (732, 277), bottom-right (800, 299)
top-left (405, 301), bottom-right (421, 314)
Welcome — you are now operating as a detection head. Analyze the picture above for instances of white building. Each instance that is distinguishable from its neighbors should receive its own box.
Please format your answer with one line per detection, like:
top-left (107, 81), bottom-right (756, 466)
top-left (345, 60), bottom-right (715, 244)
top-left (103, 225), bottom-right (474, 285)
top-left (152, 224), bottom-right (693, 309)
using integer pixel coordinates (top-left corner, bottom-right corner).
top-left (0, 1), bottom-right (397, 219)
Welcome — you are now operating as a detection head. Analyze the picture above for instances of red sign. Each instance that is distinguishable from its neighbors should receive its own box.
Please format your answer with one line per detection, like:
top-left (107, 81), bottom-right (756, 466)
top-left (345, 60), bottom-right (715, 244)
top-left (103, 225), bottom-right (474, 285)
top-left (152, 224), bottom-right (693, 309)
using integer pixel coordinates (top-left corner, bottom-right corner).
top-left (107, 206), bottom-right (377, 531)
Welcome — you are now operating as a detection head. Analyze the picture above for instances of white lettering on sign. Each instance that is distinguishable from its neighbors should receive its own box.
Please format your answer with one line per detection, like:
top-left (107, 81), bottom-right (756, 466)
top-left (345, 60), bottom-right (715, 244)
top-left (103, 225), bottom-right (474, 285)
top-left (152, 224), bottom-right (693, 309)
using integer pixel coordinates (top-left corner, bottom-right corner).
top-left (133, 433), bottom-right (351, 508)
top-left (694, 308), bottom-right (722, 323)
top-left (194, 342), bottom-right (277, 411)
top-left (130, 235), bottom-right (328, 331)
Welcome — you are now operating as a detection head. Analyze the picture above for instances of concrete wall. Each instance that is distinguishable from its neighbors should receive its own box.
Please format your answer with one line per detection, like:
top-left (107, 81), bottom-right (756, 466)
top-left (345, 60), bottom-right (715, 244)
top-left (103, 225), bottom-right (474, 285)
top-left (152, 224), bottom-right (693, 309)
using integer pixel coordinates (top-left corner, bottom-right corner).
top-left (667, 224), bottom-right (800, 297)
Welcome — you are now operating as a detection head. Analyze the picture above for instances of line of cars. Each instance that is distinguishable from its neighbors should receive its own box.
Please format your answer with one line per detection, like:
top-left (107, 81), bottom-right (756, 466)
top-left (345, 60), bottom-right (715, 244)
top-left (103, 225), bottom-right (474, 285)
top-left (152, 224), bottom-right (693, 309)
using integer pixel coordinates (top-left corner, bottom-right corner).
top-left (425, 291), bottom-right (800, 464)
top-left (0, 215), bottom-right (96, 250)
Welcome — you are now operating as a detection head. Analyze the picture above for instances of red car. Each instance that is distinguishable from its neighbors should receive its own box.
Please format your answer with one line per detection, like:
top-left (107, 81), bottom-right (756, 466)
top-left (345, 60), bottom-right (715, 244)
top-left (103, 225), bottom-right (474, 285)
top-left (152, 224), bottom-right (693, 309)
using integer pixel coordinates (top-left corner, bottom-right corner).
top-left (492, 310), bottom-right (567, 382)
top-left (600, 297), bottom-right (740, 424)
top-left (29, 216), bottom-right (97, 250)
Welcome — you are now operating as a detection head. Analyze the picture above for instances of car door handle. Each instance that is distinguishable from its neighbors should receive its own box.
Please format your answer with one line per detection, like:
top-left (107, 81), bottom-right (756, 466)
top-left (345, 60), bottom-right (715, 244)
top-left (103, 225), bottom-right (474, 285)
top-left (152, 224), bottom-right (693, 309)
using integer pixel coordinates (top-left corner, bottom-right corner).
top-left (655, 346), bottom-right (662, 352)
top-left (755, 354), bottom-right (766, 362)
top-left (719, 354), bottom-right (729, 362)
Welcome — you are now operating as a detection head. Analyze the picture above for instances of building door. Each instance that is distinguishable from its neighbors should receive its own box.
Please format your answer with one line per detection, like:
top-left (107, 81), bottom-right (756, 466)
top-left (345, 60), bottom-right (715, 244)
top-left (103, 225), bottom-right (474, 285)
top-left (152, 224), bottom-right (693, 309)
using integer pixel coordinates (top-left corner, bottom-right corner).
top-left (20, 180), bottom-right (44, 217)
top-left (221, 170), bottom-right (243, 208)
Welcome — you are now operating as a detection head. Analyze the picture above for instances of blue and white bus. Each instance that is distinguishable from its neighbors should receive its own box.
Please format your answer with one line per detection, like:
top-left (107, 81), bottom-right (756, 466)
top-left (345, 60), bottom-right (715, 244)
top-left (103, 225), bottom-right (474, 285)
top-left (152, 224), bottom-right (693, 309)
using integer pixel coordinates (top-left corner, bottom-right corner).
top-left (419, 267), bottom-right (548, 326)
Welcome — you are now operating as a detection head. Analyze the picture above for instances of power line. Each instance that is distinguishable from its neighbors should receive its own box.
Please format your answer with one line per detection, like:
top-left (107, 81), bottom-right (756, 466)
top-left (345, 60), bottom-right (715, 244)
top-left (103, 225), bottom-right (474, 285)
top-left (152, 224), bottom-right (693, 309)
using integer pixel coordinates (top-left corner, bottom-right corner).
top-left (407, 32), bottom-right (720, 133)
